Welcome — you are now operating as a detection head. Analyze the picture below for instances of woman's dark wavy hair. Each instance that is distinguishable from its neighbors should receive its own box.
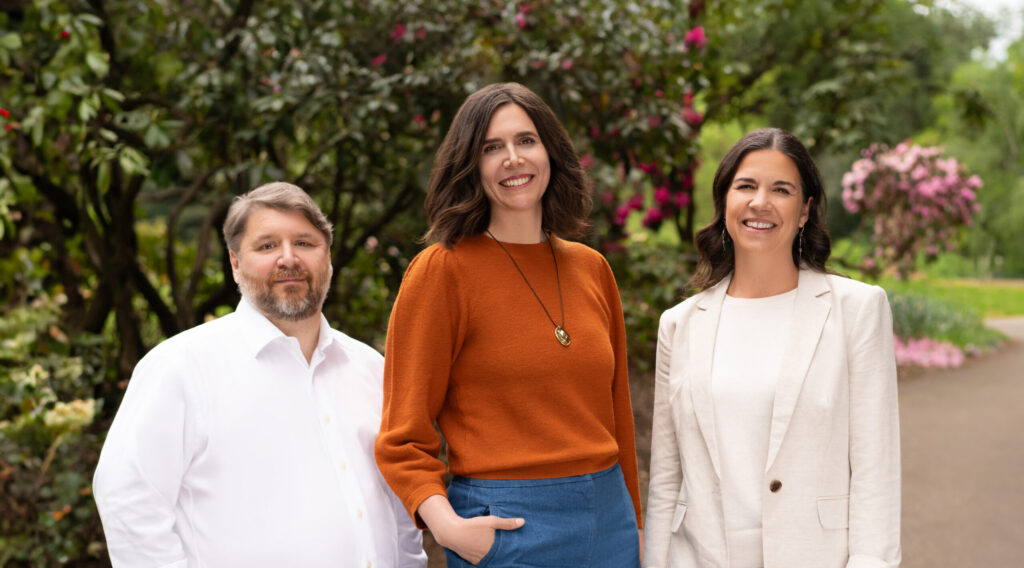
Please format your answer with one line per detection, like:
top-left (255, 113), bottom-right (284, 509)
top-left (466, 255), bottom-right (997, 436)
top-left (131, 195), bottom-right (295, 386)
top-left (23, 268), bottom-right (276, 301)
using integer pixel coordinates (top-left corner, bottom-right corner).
top-left (422, 82), bottom-right (592, 246)
top-left (690, 127), bottom-right (832, 291)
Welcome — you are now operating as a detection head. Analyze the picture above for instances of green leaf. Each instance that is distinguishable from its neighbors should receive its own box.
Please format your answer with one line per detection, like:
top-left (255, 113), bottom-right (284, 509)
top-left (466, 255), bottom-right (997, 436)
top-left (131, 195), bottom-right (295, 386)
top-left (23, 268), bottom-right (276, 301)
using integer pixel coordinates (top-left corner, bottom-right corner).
top-left (0, 33), bottom-right (22, 50)
top-left (86, 52), bottom-right (109, 77)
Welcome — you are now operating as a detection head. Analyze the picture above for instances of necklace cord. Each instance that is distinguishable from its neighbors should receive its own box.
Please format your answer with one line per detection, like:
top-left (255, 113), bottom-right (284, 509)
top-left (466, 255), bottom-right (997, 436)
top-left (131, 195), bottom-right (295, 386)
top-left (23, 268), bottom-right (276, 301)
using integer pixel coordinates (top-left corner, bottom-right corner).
top-left (485, 230), bottom-right (565, 329)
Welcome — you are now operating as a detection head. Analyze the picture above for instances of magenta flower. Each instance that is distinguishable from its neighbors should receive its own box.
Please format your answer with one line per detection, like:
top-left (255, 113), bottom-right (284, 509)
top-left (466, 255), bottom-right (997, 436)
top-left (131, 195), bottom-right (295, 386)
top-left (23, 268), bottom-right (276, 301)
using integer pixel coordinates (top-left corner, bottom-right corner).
top-left (654, 186), bottom-right (671, 205)
top-left (642, 207), bottom-right (664, 227)
top-left (675, 192), bottom-right (691, 209)
top-left (683, 108), bottom-right (703, 128)
top-left (684, 26), bottom-right (706, 49)
top-left (390, 23), bottom-right (406, 41)
top-left (516, 12), bottom-right (528, 29)
top-left (371, 54), bottom-right (387, 66)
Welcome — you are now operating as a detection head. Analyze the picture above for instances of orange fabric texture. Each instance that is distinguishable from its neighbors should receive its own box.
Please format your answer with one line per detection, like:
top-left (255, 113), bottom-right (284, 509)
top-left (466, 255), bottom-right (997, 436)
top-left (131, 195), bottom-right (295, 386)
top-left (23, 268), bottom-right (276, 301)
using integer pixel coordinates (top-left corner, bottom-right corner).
top-left (375, 234), bottom-right (642, 529)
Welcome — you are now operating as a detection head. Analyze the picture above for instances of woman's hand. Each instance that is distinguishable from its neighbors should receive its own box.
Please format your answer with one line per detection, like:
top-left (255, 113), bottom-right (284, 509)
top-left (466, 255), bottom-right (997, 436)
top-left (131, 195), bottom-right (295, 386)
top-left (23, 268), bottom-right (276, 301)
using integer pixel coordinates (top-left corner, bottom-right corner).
top-left (419, 494), bottom-right (525, 565)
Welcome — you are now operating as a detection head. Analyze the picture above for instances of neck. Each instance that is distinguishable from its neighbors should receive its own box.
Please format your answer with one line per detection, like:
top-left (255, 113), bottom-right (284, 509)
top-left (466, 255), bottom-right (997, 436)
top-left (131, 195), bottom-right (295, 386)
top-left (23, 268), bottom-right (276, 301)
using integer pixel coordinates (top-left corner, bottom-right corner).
top-left (728, 254), bottom-right (800, 298)
top-left (487, 212), bottom-right (545, 244)
top-left (267, 313), bottom-right (322, 363)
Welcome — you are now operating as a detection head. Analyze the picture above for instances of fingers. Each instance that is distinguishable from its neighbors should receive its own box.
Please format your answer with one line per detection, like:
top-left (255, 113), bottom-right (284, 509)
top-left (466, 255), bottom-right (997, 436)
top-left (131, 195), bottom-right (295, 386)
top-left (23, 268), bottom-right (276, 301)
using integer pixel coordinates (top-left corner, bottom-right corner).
top-left (484, 515), bottom-right (525, 531)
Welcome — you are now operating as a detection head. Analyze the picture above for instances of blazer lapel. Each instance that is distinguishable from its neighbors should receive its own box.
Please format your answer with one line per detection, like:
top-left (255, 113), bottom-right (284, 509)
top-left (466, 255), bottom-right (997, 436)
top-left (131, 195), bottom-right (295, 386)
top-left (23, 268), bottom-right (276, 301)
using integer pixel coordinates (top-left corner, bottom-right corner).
top-left (689, 276), bottom-right (731, 480)
top-left (765, 270), bottom-right (832, 471)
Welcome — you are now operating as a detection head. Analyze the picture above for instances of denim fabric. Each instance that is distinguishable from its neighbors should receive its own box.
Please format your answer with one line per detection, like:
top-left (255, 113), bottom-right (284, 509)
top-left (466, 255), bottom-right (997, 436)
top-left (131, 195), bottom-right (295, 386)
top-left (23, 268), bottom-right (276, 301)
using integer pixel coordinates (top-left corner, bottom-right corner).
top-left (444, 463), bottom-right (640, 568)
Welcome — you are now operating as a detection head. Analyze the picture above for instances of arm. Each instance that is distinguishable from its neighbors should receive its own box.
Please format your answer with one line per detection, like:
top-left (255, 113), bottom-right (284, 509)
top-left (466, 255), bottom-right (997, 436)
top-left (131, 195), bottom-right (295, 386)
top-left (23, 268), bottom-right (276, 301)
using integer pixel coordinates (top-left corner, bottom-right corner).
top-left (846, 286), bottom-right (901, 568)
top-left (644, 312), bottom-right (684, 568)
top-left (602, 259), bottom-right (644, 530)
top-left (418, 495), bottom-right (524, 565)
top-left (92, 353), bottom-right (202, 568)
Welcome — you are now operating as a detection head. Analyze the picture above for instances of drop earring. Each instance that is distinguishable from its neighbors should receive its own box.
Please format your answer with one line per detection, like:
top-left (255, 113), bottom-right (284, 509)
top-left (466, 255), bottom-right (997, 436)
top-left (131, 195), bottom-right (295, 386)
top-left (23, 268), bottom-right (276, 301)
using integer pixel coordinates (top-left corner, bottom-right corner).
top-left (722, 227), bottom-right (730, 251)
top-left (798, 226), bottom-right (805, 260)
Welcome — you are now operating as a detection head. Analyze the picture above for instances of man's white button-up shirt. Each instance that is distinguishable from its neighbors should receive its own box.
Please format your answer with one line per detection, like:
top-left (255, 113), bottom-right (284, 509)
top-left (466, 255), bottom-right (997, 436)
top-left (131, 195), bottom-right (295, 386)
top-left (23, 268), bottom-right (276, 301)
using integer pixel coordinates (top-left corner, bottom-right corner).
top-left (93, 299), bottom-right (426, 567)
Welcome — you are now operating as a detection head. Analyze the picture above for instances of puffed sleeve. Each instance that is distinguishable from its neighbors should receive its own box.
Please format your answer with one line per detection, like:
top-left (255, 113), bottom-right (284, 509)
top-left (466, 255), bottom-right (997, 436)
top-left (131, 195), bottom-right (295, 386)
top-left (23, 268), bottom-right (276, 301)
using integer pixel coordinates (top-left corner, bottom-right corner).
top-left (846, 286), bottom-right (901, 568)
top-left (92, 348), bottom-right (205, 568)
top-left (375, 246), bottom-right (465, 528)
top-left (643, 310), bottom-right (685, 567)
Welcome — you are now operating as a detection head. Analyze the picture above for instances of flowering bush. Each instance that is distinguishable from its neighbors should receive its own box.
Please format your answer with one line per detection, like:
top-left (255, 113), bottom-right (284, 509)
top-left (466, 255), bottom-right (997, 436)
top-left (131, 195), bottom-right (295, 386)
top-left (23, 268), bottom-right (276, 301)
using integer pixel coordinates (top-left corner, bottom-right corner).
top-left (842, 142), bottom-right (982, 278)
top-left (887, 291), bottom-right (1003, 370)
top-left (893, 337), bottom-right (965, 369)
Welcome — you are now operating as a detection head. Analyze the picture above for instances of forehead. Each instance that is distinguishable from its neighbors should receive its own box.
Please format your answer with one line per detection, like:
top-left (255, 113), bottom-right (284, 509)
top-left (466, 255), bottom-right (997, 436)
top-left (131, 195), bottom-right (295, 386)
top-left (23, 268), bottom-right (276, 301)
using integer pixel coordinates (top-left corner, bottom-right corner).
top-left (486, 103), bottom-right (537, 135)
top-left (733, 149), bottom-right (800, 181)
top-left (241, 207), bottom-right (322, 242)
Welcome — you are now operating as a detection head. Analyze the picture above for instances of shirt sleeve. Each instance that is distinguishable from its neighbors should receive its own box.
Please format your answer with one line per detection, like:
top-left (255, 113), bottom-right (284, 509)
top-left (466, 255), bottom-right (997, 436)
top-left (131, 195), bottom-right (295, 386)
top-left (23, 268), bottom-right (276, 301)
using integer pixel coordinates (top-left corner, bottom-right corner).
top-left (92, 349), bottom-right (204, 568)
top-left (600, 257), bottom-right (644, 528)
top-left (846, 285), bottom-right (902, 568)
top-left (375, 247), bottom-right (464, 528)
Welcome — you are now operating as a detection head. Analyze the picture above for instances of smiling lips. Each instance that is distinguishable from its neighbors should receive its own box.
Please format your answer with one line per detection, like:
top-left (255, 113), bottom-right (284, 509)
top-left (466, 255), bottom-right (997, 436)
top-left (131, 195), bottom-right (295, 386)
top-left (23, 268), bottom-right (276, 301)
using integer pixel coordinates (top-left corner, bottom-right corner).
top-left (499, 174), bottom-right (533, 188)
top-left (743, 220), bottom-right (776, 230)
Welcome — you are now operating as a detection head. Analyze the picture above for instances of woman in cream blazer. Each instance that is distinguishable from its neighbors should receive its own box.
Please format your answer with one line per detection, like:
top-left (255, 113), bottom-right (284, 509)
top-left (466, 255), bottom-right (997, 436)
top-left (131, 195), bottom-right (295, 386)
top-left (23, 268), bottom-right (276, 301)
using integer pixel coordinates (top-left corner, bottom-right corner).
top-left (644, 129), bottom-right (900, 568)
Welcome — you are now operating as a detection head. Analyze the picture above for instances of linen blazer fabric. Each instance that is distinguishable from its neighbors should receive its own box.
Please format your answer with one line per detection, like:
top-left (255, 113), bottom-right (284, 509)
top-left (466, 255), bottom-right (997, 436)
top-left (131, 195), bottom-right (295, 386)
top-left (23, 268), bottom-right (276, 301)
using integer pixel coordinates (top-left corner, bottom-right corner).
top-left (644, 270), bottom-right (901, 568)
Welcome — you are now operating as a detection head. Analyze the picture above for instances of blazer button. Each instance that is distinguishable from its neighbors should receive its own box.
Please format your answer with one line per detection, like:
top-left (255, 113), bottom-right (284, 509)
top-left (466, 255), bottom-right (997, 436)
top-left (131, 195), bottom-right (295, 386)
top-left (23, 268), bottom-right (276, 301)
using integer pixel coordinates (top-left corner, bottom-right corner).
top-left (769, 479), bottom-right (782, 493)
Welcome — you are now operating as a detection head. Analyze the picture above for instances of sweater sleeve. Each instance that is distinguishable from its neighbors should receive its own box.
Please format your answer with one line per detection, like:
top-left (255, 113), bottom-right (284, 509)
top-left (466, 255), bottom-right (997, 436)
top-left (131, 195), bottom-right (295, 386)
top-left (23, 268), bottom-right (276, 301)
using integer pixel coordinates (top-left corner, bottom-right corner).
top-left (375, 246), bottom-right (465, 529)
top-left (600, 256), bottom-right (644, 528)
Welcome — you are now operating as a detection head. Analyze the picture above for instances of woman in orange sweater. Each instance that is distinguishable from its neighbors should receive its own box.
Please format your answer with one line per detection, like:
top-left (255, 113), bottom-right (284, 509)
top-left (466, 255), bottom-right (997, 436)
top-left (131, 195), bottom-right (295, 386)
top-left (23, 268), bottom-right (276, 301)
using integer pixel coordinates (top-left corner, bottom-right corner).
top-left (375, 82), bottom-right (642, 567)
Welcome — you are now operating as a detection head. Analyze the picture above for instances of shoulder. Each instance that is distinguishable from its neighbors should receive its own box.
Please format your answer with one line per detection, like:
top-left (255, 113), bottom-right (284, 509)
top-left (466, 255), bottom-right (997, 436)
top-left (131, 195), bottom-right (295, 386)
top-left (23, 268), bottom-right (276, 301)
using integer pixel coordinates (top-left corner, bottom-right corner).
top-left (328, 327), bottom-right (384, 366)
top-left (141, 313), bottom-right (239, 364)
top-left (820, 272), bottom-right (888, 308)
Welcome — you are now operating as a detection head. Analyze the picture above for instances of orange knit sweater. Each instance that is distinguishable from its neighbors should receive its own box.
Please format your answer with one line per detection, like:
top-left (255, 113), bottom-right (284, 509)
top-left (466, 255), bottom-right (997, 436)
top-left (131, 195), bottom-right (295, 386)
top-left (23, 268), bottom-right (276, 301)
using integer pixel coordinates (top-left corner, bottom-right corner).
top-left (375, 234), bottom-right (642, 529)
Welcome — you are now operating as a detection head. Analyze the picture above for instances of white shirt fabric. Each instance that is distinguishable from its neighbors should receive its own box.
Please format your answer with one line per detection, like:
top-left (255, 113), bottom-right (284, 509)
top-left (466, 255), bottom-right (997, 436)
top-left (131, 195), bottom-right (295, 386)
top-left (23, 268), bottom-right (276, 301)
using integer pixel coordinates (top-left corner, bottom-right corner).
top-left (93, 298), bottom-right (426, 568)
top-left (711, 289), bottom-right (796, 568)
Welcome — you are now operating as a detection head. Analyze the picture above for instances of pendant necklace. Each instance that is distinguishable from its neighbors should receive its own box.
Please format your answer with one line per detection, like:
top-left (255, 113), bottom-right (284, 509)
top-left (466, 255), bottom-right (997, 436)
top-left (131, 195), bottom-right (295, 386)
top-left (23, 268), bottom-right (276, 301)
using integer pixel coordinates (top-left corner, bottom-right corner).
top-left (486, 230), bottom-right (571, 347)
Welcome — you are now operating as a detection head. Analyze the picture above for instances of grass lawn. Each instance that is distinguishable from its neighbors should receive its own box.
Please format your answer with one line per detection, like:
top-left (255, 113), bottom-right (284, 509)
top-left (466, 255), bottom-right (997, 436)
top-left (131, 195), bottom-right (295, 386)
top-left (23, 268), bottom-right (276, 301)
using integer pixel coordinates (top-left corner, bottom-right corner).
top-left (878, 277), bottom-right (1024, 318)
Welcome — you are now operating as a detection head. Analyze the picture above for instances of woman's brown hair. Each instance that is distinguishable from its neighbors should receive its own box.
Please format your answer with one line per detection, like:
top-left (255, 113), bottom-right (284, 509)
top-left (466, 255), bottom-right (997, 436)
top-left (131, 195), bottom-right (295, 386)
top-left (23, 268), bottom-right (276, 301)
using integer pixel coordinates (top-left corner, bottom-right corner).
top-left (690, 128), bottom-right (832, 291)
top-left (423, 83), bottom-right (591, 246)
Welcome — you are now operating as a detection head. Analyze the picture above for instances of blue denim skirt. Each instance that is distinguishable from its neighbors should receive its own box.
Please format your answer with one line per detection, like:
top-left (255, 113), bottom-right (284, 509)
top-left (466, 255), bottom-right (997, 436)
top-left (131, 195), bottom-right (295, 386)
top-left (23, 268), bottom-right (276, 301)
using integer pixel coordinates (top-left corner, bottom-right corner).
top-left (444, 463), bottom-right (640, 568)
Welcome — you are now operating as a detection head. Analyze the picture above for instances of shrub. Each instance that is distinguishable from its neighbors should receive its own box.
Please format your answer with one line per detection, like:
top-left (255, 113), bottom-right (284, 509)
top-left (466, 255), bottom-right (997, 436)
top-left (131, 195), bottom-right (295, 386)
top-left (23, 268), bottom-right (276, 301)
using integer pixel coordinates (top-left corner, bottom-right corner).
top-left (887, 291), bottom-right (1003, 368)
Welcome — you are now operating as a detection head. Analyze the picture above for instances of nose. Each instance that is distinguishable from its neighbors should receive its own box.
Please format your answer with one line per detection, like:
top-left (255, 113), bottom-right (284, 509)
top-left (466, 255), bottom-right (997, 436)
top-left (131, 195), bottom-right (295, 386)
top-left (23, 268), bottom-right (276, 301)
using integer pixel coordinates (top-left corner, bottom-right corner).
top-left (503, 147), bottom-right (524, 168)
top-left (749, 186), bottom-right (770, 209)
top-left (277, 242), bottom-right (300, 268)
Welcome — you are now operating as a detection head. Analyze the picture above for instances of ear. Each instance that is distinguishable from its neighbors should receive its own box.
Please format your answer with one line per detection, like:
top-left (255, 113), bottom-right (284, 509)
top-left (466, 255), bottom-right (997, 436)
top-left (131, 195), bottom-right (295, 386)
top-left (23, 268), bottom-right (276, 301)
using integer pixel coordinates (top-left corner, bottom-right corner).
top-left (800, 196), bottom-right (812, 227)
top-left (229, 249), bottom-right (241, 283)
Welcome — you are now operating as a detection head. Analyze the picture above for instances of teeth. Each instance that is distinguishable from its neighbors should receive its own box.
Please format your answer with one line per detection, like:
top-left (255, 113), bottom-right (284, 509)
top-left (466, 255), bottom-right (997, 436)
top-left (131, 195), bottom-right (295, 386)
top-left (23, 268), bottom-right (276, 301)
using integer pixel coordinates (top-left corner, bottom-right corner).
top-left (500, 176), bottom-right (531, 188)
top-left (745, 221), bottom-right (775, 229)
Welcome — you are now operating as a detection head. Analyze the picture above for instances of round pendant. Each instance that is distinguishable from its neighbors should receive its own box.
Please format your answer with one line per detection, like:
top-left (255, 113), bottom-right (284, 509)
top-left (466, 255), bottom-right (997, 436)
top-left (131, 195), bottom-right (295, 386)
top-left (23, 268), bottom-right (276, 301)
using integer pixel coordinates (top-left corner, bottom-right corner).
top-left (555, 326), bottom-right (571, 347)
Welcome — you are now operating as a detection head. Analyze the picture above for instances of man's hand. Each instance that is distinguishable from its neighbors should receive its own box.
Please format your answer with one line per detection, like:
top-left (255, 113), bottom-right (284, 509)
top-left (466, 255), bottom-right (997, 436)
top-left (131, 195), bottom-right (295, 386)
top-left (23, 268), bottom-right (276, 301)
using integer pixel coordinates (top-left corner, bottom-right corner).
top-left (418, 494), bottom-right (524, 565)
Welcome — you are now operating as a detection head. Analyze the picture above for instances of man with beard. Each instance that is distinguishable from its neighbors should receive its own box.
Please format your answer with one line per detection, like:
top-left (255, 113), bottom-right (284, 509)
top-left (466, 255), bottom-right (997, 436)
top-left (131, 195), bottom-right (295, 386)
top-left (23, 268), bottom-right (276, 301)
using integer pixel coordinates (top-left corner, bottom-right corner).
top-left (93, 183), bottom-right (426, 567)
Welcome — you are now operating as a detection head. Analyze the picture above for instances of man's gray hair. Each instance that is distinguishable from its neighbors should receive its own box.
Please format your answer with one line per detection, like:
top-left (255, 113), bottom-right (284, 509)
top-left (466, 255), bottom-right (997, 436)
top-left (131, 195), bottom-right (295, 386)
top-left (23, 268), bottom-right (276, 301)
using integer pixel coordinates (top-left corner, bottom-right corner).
top-left (222, 182), bottom-right (333, 252)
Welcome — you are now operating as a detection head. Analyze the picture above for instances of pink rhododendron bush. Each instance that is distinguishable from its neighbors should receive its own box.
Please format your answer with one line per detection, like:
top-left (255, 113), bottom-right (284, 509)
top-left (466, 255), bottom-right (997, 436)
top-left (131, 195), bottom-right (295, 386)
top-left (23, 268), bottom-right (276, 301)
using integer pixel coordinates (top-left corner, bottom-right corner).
top-left (842, 142), bottom-right (982, 279)
top-left (893, 336), bottom-right (965, 369)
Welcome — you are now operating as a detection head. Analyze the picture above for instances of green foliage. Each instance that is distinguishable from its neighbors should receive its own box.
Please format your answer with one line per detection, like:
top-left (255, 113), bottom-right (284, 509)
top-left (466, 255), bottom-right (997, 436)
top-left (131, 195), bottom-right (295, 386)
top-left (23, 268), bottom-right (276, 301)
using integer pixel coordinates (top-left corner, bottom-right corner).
top-left (0, 292), bottom-right (111, 565)
top-left (881, 276), bottom-right (1024, 318)
top-left (608, 239), bottom-right (694, 373)
top-left (887, 291), bottom-right (1004, 351)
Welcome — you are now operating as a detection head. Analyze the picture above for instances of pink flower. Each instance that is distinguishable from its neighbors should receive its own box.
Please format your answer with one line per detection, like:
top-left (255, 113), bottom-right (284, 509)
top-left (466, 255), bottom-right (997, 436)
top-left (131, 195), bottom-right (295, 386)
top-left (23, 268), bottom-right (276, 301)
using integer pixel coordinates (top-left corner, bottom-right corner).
top-left (516, 12), bottom-right (528, 29)
top-left (413, 114), bottom-right (426, 126)
top-left (390, 23), bottom-right (406, 41)
top-left (533, 60), bottom-right (545, 69)
top-left (636, 161), bottom-right (659, 174)
top-left (600, 192), bottom-right (614, 204)
top-left (60, 30), bottom-right (70, 40)
top-left (684, 26), bottom-right (706, 49)
top-left (642, 207), bottom-right (664, 227)
top-left (561, 59), bottom-right (573, 70)
top-left (579, 153), bottom-right (594, 169)
top-left (683, 93), bottom-right (694, 107)
top-left (648, 115), bottom-right (662, 127)
top-left (654, 186), bottom-right (671, 205)
top-left (675, 192), bottom-right (691, 209)
top-left (416, 28), bottom-right (426, 39)
top-left (613, 204), bottom-right (632, 226)
top-left (654, 89), bottom-right (664, 98)
top-left (371, 54), bottom-right (387, 66)
top-left (683, 108), bottom-right (703, 128)
top-left (0, 108), bottom-right (9, 118)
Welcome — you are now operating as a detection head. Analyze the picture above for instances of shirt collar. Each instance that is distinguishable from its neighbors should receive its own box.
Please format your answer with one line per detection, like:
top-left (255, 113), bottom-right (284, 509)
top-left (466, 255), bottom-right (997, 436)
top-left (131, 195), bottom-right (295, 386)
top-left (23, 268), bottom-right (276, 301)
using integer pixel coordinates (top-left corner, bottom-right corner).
top-left (234, 297), bottom-right (344, 360)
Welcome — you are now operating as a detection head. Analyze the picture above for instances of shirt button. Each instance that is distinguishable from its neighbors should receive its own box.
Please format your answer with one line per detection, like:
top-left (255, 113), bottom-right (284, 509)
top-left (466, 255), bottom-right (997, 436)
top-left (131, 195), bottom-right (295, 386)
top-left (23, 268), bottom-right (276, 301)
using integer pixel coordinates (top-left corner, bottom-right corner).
top-left (366, 563), bottom-right (372, 568)
top-left (339, 460), bottom-right (347, 470)
top-left (356, 508), bottom-right (363, 518)
top-left (322, 414), bottom-right (331, 424)
top-left (769, 479), bottom-right (782, 493)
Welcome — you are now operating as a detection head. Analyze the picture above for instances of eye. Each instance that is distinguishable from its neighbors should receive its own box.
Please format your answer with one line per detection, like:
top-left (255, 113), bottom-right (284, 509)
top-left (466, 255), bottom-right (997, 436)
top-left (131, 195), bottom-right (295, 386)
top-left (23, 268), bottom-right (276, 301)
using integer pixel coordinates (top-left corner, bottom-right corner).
top-left (518, 136), bottom-right (537, 146)
top-left (296, 240), bottom-right (315, 247)
top-left (483, 143), bottom-right (502, 154)
top-left (258, 242), bottom-right (276, 251)
top-left (733, 183), bottom-right (755, 191)
top-left (773, 185), bottom-right (794, 195)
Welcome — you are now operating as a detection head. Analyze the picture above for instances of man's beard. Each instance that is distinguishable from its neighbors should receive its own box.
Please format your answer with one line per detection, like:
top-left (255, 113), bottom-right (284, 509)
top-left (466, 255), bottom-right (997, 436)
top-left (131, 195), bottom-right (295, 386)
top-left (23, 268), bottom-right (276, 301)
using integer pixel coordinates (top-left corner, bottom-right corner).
top-left (237, 266), bottom-right (328, 322)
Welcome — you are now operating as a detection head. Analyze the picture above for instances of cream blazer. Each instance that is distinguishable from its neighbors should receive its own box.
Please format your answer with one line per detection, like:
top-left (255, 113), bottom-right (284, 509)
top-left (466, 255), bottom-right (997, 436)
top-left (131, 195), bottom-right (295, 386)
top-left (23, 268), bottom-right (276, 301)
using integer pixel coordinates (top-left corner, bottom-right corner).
top-left (644, 270), bottom-right (901, 568)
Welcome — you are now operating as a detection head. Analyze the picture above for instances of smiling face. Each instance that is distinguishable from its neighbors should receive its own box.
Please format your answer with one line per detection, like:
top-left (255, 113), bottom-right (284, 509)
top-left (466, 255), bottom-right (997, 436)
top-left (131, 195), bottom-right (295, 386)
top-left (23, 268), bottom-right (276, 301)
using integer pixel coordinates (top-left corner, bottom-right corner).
top-left (724, 149), bottom-right (811, 266)
top-left (478, 103), bottom-right (551, 230)
top-left (229, 207), bottom-right (332, 324)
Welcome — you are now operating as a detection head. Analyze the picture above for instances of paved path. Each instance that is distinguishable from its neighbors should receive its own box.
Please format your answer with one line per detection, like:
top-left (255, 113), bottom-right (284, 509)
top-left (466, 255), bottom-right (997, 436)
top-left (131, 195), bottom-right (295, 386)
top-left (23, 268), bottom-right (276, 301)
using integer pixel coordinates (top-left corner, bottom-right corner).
top-left (900, 317), bottom-right (1024, 566)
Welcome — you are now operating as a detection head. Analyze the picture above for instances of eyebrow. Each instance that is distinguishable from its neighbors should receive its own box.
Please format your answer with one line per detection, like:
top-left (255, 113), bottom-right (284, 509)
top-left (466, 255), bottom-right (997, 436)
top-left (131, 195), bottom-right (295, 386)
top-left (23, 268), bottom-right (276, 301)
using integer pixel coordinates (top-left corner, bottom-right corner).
top-left (250, 232), bottom-right (321, 242)
top-left (483, 131), bottom-right (539, 144)
top-left (732, 176), bottom-right (798, 189)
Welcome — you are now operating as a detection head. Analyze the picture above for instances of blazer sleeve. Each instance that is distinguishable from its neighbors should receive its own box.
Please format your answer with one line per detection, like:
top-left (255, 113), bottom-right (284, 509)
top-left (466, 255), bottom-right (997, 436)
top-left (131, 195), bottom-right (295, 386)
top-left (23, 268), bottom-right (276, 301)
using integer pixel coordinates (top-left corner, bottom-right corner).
top-left (644, 310), bottom-right (685, 567)
top-left (846, 286), bottom-right (902, 568)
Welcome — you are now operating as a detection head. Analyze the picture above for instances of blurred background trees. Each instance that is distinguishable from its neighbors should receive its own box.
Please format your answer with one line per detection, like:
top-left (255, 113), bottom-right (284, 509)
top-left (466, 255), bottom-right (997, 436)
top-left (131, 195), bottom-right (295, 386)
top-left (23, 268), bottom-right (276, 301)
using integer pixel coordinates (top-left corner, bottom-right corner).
top-left (0, 0), bottom-right (1019, 563)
